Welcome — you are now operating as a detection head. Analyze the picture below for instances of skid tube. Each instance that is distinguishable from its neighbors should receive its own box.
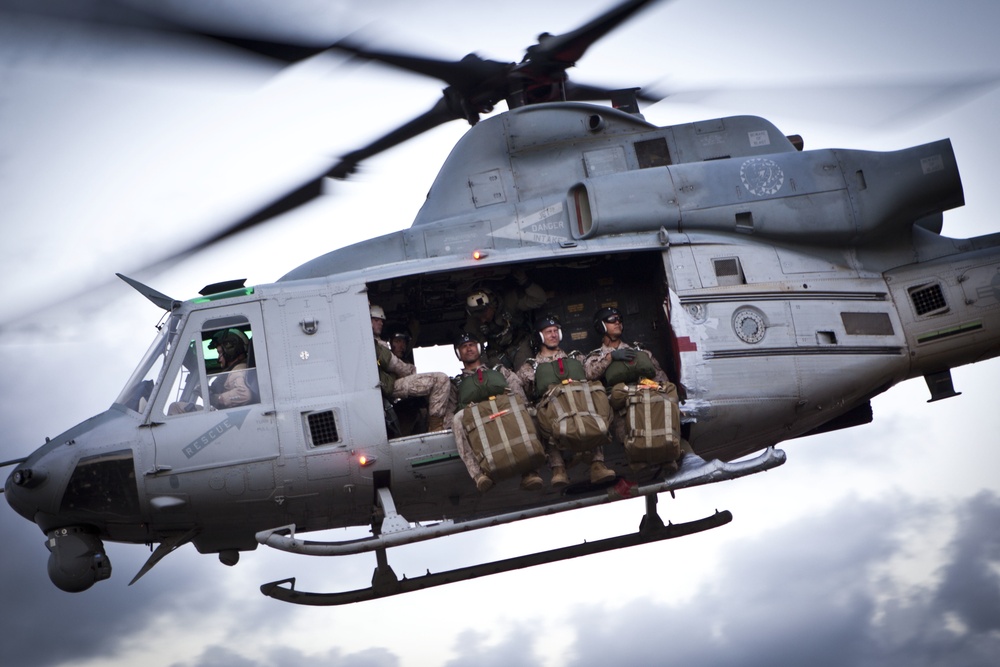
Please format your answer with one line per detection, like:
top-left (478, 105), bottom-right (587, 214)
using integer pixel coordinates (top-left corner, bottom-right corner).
top-left (256, 448), bottom-right (785, 557)
top-left (258, 448), bottom-right (785, 605)
top-left (261, 506), bottom-right (732, 606)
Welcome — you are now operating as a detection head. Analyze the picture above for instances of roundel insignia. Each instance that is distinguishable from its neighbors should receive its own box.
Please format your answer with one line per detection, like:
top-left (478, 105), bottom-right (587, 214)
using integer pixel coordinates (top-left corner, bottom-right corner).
top-left (733, 309), bottom-right (766, 344)
top-left (740, 157), bottom-right (784, 196)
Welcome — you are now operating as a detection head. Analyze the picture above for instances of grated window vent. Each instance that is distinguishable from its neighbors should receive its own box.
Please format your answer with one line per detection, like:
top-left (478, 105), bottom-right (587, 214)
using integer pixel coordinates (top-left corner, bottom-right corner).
top-left (714, 258), bottom-right (739, 277)
top-left (307, 410), bottom-right (339, 446)
top-left (910, 284), bottom-right (947, 316)
top-left (713, 257), bottom-right (746, 286)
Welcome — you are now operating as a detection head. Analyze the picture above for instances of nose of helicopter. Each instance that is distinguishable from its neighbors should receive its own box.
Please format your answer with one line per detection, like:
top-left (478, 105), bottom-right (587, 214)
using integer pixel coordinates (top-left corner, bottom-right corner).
top-left (4, 408), bottom-right (140, 531)
top-left (5, 453), bottom-right (59, 526)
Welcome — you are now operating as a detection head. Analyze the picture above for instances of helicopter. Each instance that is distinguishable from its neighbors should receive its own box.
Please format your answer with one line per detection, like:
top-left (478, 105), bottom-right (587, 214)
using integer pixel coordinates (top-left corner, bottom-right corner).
top-left (3, 0), bottom-right (999, 610)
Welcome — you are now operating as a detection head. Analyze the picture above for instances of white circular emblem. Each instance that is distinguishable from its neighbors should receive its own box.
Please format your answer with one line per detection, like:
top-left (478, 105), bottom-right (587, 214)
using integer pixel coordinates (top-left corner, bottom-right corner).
top-left (740, 158), bottom-right (784, 196)
top-left (733, 309), bottom-right (766, 344)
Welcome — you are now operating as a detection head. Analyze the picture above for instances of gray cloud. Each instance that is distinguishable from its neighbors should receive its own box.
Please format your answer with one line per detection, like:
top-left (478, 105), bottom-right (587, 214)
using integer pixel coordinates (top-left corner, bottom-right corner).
top-left (443, 625), bottom-right (545, 667)
top-left (169, 645), bottom-right (401, 667)
top-left (933, 491), bottom-right (1000, 634)
top-left (562, 493), bottom-right (1000, 667)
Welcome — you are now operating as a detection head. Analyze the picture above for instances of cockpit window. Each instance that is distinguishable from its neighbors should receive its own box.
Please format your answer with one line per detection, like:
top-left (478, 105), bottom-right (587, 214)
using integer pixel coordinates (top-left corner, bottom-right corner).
top-left (115, 312), bottom-right (182, 414)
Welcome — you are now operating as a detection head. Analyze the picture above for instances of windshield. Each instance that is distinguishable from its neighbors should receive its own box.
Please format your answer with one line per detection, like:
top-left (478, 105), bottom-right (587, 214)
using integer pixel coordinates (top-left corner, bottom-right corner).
top-left (114, 312), bottom-right (183, 413)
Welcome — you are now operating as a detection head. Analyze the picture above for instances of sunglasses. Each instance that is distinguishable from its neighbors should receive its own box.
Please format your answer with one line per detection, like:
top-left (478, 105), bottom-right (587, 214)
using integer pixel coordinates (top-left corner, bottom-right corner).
top-left (604, 316), bottom-right (622, 324)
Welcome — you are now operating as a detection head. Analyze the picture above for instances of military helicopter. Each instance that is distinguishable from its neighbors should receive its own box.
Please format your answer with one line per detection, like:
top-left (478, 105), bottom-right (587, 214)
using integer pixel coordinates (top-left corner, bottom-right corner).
top-left (4, 0), bottom-right (999, 607)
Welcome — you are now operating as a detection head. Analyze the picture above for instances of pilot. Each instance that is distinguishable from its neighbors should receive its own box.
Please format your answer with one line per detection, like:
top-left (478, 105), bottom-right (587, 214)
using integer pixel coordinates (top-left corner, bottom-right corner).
top-left (207, 329), bottom-right (254, 409)
top-left (516, 314), bottom-right (616, 487)
top-left (371, 305), bottom-right (451, 432)
top-left (167, 328), bottom-right (253, 414)
top-left (463, 269), bottom-right (548, 370)
top-left (450, 331), bottom-right (543, 492)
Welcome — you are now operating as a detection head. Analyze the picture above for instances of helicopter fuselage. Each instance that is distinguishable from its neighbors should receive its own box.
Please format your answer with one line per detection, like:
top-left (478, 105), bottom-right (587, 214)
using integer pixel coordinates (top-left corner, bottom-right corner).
top-left (7, 102), bottom-right (1000, 593)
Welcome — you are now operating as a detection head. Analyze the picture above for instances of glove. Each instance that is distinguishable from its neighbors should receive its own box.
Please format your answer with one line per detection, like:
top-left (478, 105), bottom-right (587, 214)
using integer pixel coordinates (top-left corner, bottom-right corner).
top-left (610, 348), bottom-right (637, 362)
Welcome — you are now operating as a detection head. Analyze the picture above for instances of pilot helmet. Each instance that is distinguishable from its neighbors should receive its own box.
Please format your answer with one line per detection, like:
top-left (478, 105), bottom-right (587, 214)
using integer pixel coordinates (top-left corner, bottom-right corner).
top-left (370, 304), bottom-right (386, 320)
top-left (593, 306), bottom-right (623, 335)
top-left (465, 289), bottom-right (493, 314)
top-left (209, 328), bottom-right (248, 361)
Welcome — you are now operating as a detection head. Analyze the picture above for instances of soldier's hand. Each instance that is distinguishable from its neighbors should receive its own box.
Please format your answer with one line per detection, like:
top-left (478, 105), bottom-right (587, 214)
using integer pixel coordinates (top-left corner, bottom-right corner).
top-left (610, 348), bottom-right (637, 362)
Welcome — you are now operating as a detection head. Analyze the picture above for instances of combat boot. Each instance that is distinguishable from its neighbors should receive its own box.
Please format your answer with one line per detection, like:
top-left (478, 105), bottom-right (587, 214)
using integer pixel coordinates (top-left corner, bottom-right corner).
top-left (427, 414), bottom-right (446, 432)
top-left (519, 471), bottom-right (544, 491)
top-left (550, 466), bottom-right (570, 489)
top-left (475, 474), bottom-right (494, 493)
top-left (589, 461), bottom-right (616, 484)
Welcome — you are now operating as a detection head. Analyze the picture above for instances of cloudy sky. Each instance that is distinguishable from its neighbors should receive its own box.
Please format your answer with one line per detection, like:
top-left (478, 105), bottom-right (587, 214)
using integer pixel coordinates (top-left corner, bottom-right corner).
top-left (2, 1), bottom-right (999, 666)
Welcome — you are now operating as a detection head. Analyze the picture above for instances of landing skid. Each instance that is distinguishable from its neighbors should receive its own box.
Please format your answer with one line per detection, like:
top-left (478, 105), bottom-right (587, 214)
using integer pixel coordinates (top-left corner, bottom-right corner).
top-left (261, 507), bottom-right (732, 606)
top-left (258, 448), bottom-right (784, 605)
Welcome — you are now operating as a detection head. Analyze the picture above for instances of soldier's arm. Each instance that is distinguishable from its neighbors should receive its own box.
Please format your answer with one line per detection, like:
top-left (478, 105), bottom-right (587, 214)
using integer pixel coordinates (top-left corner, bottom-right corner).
top-left (583, 348), bottom-right (612, 381)
top-left (502, 368), bottom-right (528, 401)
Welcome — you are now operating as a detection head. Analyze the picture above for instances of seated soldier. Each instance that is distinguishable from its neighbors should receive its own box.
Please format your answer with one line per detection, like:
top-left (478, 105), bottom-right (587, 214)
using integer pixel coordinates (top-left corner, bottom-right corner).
top-left (583, 306), bottom-right (669, 385)
top-left (517, 314), bottom-right (616, 487)
top-left (585, 305), bottom-right (680, 470)
top-left (451, 332), bottom-right (543, 492)
top-left (371, 304), bottom-right (450, 432)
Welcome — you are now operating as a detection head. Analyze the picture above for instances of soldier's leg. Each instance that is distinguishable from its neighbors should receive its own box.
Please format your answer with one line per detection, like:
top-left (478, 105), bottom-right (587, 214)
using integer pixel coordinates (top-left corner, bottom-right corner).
top-left (393, 372), bottom-right (451, 431)
top-left (586, 446), bottom-right (616, 484)
top-left (453, 412), bottom-right (492, 492)
top-left (548, 445), bottom-right (570, 488)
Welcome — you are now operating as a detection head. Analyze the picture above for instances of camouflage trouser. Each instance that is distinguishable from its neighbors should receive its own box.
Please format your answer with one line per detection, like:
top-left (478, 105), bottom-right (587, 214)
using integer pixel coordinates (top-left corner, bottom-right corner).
top-left (393, 372), bottom-right (450, 418)
top-left (452, 411), bottom-right (482, 479)
top-left (546, 444), bottom-right (605, 470)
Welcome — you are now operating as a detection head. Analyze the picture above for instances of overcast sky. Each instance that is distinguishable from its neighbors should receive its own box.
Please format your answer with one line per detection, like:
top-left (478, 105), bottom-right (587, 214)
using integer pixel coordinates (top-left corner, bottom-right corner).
top-left (2, 1), bottom-right (999, 666)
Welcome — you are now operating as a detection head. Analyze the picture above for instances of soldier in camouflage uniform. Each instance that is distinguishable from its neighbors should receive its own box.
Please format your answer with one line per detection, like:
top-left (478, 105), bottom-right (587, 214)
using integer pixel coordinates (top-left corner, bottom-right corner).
top-left (371, 305), bottom-right (450, 432)
top-left (464, 269), bottom-right (548, 370)
top-left (450, 332), bottom-right (543, 493)
top-left (517, 314), bottom-right (616, 487)
top-left (584, 306), bottom-right (670, 444)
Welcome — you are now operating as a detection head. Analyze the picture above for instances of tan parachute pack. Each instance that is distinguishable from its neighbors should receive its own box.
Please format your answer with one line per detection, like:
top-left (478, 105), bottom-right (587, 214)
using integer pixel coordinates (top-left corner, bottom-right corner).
top-left (536, 380), bottom-right (612, 452)
top-left (462, 393), bottom-right (545, 479)
top-left (609, 380), bottom-right (681, 465)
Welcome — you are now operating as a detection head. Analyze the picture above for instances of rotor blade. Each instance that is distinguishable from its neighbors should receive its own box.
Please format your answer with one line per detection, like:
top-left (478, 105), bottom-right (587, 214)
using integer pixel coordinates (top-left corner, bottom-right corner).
top-left (327, 97), bottom-right (460, 179)
top-left (563, 80), bottom-right (660, 104)
top-left (524, 0), bottom-right (664, 68)
top-left (197, 34), bottom-right (332, 64)
top-left (331, 39), bottom-right (511, 90)
top-left (151, 179), bottom-right (327, 268)
top-left (656, 75), bottom-right (1000, 128)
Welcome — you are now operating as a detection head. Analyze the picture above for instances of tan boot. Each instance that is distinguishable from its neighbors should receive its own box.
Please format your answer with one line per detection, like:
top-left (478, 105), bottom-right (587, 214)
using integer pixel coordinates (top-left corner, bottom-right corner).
top-left (475, 474), bottom-right (494, 493)
top-left (550, 466), bottom-right (570, 489)
top-left (519, 471), bottom-right (544, 491)
top-left (589, 461), bottom-right (616, 484)
top-left (427, 415), bottom-right (446, 432)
